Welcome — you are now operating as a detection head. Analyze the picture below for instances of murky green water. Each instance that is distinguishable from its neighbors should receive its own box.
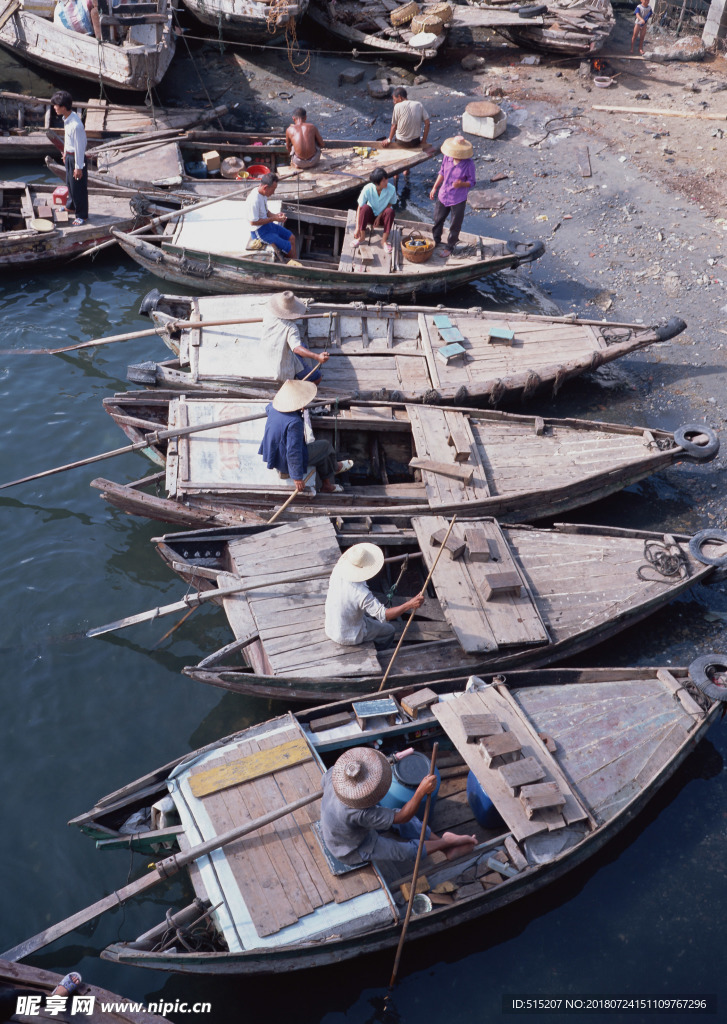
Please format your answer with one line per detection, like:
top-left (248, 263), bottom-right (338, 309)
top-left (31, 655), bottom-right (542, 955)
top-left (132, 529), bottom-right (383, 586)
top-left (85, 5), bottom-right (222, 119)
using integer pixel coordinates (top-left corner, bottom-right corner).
top-left (1, 50), bottom-right (726, 1024)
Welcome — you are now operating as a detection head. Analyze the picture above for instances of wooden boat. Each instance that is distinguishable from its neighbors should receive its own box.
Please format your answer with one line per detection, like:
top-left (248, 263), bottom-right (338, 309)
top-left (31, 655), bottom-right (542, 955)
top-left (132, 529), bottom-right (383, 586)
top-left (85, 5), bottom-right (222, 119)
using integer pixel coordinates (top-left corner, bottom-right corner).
top-left (0, 0), bottom-right (176, 91)
top-left (112, 201), bottom-right (544, 300)
top-left (0, 958), bottom-right (172, 1022)
top-left (92, 389), bottom-right (719, 528)
top-left (0, 181), bottom-right (176, 269)
top-left (181, 0), bottom-right (308, 44)
top-left (0, 90), bottom-right (228, 161)
top-left (128, 291), bottom-right (686, 404)
top-left (467, 0), bottom-right (614, 56)
top-left (67, 661), bottom-right (727, 973)
top-left (147, 515), bottom-right (727, 702)
top-left (307, 0), bottom-right (448, 62)
top-left (46, 131), bottom-right (435, 202)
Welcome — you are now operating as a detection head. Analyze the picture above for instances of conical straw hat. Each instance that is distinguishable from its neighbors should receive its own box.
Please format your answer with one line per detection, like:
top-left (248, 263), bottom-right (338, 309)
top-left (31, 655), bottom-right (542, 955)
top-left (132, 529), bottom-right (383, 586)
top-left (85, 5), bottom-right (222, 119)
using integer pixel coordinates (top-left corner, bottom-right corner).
top-left (332, 747), bottom-right (392, 809)
top-left (268, 290), bottom-right (307, 319)
top-left (272, 379), bottom-right (317, 413)
top-left (440, 135), bottom-right (474, 159)
top-left (336, 543), bottom-right (385, 582)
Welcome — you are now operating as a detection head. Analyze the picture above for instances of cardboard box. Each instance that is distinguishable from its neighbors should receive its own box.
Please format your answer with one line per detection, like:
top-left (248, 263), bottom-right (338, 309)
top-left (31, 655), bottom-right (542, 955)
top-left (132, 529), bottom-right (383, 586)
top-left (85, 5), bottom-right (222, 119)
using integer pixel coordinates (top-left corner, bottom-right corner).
top-left (203, 150), bottom-right (220, 172)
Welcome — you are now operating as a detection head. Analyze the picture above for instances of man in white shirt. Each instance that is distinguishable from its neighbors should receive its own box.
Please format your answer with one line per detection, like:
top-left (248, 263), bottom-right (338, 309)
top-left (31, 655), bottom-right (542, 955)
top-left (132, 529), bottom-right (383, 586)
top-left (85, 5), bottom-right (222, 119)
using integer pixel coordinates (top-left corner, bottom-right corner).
top-left (325, 543), bottom-right (424, 649)
top-left (383, 88), bottom-right (430, 149)
top-left (244, 172), bottom-right (297, 258)
top-left (261, 291), bottom-right (329, 382)
top-left (51, 90), bottom-right (88, 226)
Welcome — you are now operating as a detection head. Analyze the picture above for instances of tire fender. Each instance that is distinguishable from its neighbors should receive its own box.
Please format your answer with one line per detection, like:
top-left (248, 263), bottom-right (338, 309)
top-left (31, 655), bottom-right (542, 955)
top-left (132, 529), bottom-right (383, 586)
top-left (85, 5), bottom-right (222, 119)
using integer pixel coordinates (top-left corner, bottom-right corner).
top-left (506, 239), bottom-right (545, 263)
top-left (689, 529), bottom-right (727, 567)
top-left (674, 424), bottom-right (719, 459)
top-left (688, 654), bottom-right (727, 702)
top-left (518, 4), bottom-right (548, 16)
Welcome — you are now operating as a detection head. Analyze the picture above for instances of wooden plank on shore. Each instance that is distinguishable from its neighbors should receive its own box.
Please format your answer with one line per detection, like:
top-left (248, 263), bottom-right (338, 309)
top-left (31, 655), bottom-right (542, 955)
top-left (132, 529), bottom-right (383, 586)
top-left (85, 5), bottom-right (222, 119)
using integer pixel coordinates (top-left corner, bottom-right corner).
top-left (575, 145), bottom-right (591, 178)
top-left (592, 104), bottom-right (727, 121)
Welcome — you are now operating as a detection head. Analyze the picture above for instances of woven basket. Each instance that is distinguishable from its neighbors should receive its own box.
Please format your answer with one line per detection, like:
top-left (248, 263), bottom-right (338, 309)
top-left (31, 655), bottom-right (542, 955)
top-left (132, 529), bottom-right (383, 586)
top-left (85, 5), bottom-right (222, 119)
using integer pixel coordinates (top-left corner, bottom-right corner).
top-left (390, 1), bottom-right (419, 26)
top-left (402, 230), bottom-right (435, 264)
top-left (411, 11), bottom-right (443, 32)
top-left (424, 2), bottom-right (453, 24)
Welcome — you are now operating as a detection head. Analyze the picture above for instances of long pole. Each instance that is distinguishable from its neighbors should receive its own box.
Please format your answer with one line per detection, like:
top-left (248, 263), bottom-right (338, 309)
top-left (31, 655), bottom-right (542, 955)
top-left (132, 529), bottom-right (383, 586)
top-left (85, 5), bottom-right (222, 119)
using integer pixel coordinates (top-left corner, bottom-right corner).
top-left (267, 468), bottom-right (315, 525)
top-left (377, 515), bottom-right (457, 692)
top-left (1, 788), bottom-right (323, 963)
top-left (386, 743), bottom-right (439, 993)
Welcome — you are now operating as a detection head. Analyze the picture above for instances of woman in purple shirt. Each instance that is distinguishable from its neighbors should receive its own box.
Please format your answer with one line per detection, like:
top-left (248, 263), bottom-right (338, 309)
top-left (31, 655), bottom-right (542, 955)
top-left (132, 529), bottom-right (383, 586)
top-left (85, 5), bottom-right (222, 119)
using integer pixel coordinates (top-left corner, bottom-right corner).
top-left (429, 136), bottom-right (476, 257)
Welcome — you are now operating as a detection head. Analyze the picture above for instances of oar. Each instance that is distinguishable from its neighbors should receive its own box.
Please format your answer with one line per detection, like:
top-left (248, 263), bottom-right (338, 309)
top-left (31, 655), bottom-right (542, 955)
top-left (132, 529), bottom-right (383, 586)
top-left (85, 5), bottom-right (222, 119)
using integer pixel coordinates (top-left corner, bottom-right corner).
top-left (0, 408), bottom-right (271, 491)
top-left (267, 468), bottom-right (315, 525)
top-left (1, 788), bottom-right (323, 963)
top-left (377, 515), bottom-right (457, 692)
top-left (0, 312), bottom-right (331, 356)
top-left (386, 743), bottom-right (438, 996)
top-left (86, 568), bottom-right (332, 637)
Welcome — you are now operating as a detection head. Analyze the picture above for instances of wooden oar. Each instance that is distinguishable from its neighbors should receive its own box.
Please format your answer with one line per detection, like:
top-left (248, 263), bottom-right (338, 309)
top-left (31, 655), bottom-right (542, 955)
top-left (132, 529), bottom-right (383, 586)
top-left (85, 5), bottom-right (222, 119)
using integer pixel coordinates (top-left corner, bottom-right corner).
top-left (0, 408), bottom-right (270, 491)
top-left (386, 743), bottom-right (438, 994)
top-left (267, 468), bottom-right (315, 525)
top-left (0, 312), bottom-right (331, 356)
top-left (1, 788), bottom-right (323, 963)
top-left (377, 515), bottom-right (457, 692)
top-left (86, 568), bottom-right (332, 637)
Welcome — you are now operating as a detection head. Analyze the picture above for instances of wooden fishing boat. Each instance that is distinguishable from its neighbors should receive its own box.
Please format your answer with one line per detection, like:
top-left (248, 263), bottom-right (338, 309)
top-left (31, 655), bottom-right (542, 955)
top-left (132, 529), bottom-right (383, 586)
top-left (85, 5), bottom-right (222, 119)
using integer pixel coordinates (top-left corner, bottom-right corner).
top-left (307, 0), bottom-right (448, 62)
top-left (0, 90), bottom-right (228, 161)
top-left (65, 661), bottom-right (727, 974)
top-left (181, 0), bottom-right (308, 44)
top-left (46, 131), bottom-right (435, 202)
top-left (0, 958), bottom-right (172, 1022)
top-left (0, 181), bottom-right (176, 268)
top-left (0, 0), bottom-right (176, 91)
top-left (112, 200), bottom-right (544, 300)
top-left (128, 291), bottom-right (685, 404)
top-left (467, 0), bottom-right (614, 56)
top-left (92, 390), bottom-right (719, 528)
top-left (146, 515), bottom-right (727, 702)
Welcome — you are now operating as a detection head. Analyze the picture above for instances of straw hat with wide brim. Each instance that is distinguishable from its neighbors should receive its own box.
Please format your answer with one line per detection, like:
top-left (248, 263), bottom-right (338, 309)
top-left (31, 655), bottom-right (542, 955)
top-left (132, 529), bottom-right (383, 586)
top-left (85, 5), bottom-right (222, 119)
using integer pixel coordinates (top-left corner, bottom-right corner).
top-left (441, 135), bottom-right (474, 159)
top-left (332, 747), bottom-right (392, 809)
top-left (268, 290), bottom-right (307, 320)
top-left (336, 542), bottom-right (385, 583)
top-left (272, 379), bottom-right (318, 413)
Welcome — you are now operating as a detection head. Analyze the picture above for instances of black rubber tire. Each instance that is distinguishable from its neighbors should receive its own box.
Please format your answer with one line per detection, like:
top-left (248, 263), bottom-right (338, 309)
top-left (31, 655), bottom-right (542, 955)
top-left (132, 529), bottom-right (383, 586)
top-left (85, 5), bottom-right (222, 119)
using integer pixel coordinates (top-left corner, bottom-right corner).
top-left (506, 239), bottom-right (546, 263)
top-left (674, 424), bottom-right (719, 459)
top-left (688, 654), bottom-right (727, 702)
top-left (519, 4), bottom-right (548, 16)
top-left (689, 529), bottom-right (727, 567)
top-left (654, 316), bottom-right (686, 341)
top-left (139, 288), bottom-right (162, 317)
top-left (368, 285), bottom-right (393, 303)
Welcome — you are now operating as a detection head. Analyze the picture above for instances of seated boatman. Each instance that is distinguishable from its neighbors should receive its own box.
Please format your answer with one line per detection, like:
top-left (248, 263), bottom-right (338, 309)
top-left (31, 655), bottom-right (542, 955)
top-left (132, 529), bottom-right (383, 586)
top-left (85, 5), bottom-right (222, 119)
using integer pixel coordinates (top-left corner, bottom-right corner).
top-left (324, 542), bottom-right (424, 649)
top-left (262, 291), bottom-right (329, 383)
top-left (245, 171), bottom-right (297, 259)
top-left (258, 379), bottom-right (352, 495)
top-left (321, 746), bottom-right (477, 880)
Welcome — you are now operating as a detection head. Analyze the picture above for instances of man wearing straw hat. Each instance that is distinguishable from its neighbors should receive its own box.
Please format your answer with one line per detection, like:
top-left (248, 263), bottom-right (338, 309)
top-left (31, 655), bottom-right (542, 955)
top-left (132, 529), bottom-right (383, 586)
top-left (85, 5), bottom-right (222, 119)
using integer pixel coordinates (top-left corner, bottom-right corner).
top-left (259, 379), bottom-right (352, 494)
top-left (321, 746), bottom-right (477, 878)
top-left (261, 291), bottom-right (329, 384)
top-left (429, 136), bottom-right (477, 257)
top-left (325, 542), bottom-right (424, 648)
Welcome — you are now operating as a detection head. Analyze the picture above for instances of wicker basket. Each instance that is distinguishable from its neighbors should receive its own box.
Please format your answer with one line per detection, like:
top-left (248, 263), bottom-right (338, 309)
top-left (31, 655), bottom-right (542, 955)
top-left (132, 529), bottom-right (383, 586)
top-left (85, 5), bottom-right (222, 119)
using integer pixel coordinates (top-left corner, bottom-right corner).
top-left (424, 2), bottom-right (453, 24)
top-left (411, 11), bottom-right (443, 32)
top-left (402, 230), bottom-right (435, 264)
top-left (390, 1), bottom-right (419, 26)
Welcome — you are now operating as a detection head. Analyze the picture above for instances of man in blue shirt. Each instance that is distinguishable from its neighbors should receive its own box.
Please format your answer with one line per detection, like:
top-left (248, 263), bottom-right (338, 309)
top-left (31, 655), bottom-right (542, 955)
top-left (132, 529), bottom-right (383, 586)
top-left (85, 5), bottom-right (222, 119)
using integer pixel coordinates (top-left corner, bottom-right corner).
top-left (258, 379), bottom-right (352, 494)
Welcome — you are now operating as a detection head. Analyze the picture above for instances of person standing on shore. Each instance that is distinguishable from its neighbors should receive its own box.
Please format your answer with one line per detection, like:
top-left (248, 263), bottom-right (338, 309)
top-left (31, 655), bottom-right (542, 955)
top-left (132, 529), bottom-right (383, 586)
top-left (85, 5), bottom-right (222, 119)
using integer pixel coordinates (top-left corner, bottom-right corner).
top-left (631, 0), bottom-right (652, 54)
top-left (286, 108), bottom-right (324, 169)
top-left (51, 90), bottom-right (88, 226)
top-left (429, 136), bottom-right (476, 257)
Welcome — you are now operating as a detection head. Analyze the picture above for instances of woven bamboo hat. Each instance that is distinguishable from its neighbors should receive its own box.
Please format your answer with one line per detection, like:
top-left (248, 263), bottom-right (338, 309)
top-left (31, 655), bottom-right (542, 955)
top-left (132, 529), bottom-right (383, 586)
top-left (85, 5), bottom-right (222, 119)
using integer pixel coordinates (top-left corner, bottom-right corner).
top-left (336, 542), bottom-right (385, 582)
top-left (332, 747), bottom-right (392, 809)
top-left (269, 290), bottom-right (307, 319)
top-left (440, 135), bottom-right (474, 159)
top-left (272, 379), bottom-right (317, 413)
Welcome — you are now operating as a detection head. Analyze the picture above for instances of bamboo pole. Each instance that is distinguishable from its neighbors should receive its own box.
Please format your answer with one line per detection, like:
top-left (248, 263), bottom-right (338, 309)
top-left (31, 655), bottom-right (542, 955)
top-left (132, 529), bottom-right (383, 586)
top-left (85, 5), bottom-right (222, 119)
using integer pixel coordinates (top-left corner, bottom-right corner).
top-left (267, 468), bottom-right (316, 525)
top-left (386, 743), bottom-right (439, 993)
top-left (377, 515), bottom-right (457, 692)
top-left (1, 788), bottom-right (323, 963)
top-left (592, 104), bottom-right (727, 120)
top-left (0, 312), bottom-right (331, 356)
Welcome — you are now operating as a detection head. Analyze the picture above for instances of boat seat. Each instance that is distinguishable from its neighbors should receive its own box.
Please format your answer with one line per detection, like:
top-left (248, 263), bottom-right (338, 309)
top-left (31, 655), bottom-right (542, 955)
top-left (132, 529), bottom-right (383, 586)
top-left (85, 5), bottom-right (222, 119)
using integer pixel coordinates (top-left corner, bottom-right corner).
top-left (311, 821), bottom-right (367, 876)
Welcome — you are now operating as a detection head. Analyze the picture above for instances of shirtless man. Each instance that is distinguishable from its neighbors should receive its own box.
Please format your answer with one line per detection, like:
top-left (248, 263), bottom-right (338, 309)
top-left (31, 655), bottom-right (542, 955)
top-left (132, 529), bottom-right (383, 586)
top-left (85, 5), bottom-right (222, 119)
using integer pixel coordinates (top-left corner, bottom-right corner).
top-left (286, 108), bottom-right (324, 170)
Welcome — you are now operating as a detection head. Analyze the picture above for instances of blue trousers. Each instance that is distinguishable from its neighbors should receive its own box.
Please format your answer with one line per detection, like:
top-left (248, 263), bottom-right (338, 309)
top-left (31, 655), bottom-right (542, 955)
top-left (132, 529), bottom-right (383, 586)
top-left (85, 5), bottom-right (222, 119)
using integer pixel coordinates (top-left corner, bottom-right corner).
top-left (254, 221), bottom-right (294, 254)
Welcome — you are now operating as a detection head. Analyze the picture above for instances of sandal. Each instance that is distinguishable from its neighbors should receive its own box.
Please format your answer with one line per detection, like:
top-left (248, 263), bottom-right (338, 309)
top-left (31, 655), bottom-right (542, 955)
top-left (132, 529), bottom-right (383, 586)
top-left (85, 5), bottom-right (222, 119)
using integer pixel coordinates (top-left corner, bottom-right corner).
top-left (351, 238), bottom-right (361, 248)
top-left (71, 218), bottom-right (86, 227)
top-left (336, 459), bottom-right (354, 474)
top-left (321, 483), bottom-right (344, 494)
top-left (385, 242), bottom-right (393, 253)
top-left (57, 973), bottom-right (82, 995)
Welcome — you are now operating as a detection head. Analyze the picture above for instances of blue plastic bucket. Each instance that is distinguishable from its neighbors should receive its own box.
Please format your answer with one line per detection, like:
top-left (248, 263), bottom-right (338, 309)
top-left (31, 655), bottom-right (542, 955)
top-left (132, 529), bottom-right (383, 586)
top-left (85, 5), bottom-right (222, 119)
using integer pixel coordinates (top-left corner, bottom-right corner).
top-left (466, 771), bottom-right (504, 829)
top-left (380, 751), bottom-right (441, 818)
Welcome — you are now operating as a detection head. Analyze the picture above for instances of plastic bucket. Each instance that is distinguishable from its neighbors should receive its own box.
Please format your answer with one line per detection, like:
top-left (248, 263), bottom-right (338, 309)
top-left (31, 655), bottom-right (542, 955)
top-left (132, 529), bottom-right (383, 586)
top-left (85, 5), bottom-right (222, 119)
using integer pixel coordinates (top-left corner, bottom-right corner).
top-left (380, 751), bottom-right (441, 818)
top-left (247, 164), bottom-right (270, 178)
top-left (466, 770), bottom-right (504, 829)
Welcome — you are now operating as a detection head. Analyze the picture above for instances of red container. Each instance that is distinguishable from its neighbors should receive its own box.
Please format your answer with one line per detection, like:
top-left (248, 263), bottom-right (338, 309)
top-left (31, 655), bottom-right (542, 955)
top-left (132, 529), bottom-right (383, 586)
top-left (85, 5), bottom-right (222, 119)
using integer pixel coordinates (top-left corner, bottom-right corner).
top-left (52, 185), bottom-right (69, 206)
top-left (247, 164), bottom-right (270, 178)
